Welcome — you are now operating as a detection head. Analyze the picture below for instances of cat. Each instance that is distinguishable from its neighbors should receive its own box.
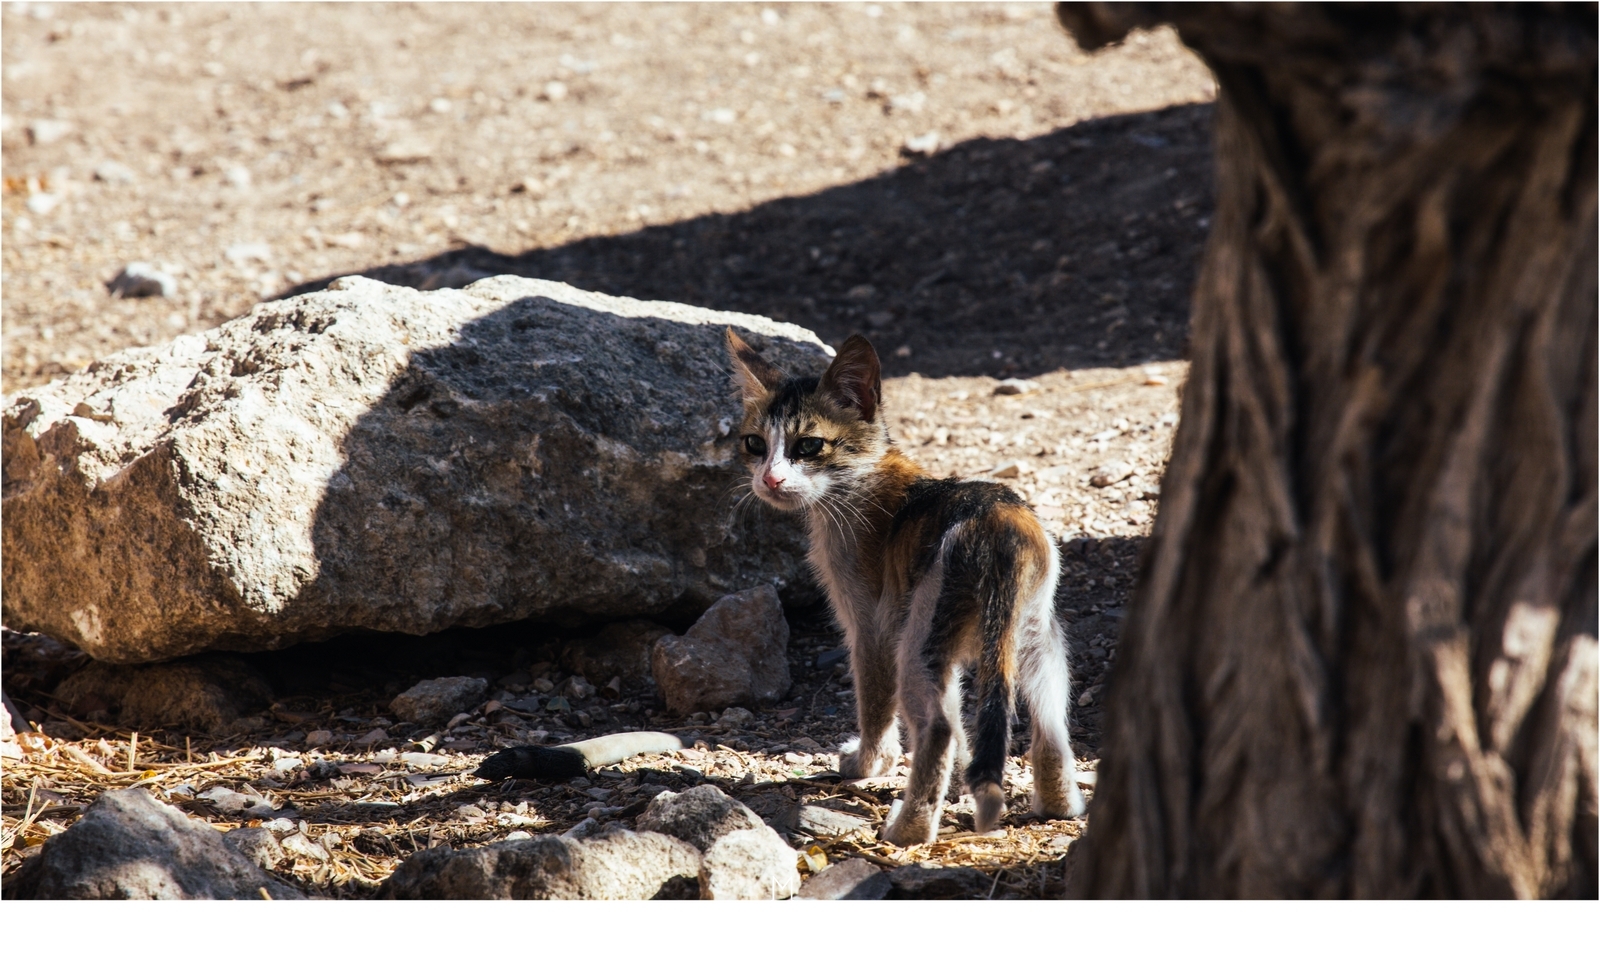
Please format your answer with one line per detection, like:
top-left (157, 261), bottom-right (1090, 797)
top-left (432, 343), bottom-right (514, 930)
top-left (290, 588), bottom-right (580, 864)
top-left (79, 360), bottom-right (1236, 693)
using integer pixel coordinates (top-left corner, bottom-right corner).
top-left (726, 328), bottom-right (1086, 846)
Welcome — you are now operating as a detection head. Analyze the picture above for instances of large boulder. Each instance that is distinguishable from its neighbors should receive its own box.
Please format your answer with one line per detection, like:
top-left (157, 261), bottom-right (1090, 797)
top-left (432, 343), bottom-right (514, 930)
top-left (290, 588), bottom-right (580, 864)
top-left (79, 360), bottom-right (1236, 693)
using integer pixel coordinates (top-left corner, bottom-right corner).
top-left (1, 276), bottom-right (828, 663)
top-left (7, 788), bottom-right (305, 899)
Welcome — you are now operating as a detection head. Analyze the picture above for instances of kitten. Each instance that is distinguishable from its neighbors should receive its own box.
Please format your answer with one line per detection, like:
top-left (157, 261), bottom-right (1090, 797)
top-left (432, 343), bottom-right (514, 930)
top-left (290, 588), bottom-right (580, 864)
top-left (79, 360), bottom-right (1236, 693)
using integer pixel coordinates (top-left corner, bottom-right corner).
top-left (726, 329), bottom-right (1086, 845)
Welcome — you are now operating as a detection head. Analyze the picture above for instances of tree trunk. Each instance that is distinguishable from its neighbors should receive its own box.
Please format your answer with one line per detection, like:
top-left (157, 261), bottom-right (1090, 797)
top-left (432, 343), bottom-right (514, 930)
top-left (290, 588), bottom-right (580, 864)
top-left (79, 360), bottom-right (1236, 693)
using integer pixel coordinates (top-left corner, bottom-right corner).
top-left (1056, 4), bottom-right (1597, 898)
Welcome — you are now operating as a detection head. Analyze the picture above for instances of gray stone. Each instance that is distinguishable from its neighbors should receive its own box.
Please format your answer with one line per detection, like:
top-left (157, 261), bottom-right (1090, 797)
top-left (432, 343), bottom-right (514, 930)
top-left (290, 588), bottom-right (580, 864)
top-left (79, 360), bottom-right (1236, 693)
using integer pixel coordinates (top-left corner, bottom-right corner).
top-left (559, 619), bottom-right (670, 688)
top-left (223, 827), bottom-right (286, 870)
top-left (887, 863), bottom-right (995, 900)
top-left (390, 676), bottom-right (488, 725)
top-left (650, 584), bottom-right (791, 715)
top-left (107, 262), bottom-right (176, 299)
top-left (796, 805), bottom-right (872, 840)
top-left (53, 654), bottom-right (271, 732)
top-left (8, 789), bottom-right (304, 899)
top-left (2, 275), bottom-right (829, 663)
top-left (700, 828), bottom-right (802, 900)
top-left (377, 827), bottom-right (701, 899)
top-left (635, 784), bottom-right (766, 853)
top-left (798, 858), bottom-right (892, 900)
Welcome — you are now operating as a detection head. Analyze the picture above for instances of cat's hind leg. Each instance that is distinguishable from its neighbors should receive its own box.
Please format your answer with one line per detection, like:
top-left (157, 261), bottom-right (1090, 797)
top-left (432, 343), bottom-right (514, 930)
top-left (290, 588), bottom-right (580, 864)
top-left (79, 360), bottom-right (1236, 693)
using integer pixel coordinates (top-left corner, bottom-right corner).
top-left (1016, 553), bottom-right (1086, 820)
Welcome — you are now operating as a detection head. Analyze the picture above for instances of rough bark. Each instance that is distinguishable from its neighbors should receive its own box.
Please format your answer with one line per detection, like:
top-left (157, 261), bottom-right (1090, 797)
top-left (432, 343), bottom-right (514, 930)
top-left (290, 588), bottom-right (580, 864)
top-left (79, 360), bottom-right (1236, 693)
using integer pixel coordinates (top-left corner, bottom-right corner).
top-left (1057, 4), bottom-right (1597, 898)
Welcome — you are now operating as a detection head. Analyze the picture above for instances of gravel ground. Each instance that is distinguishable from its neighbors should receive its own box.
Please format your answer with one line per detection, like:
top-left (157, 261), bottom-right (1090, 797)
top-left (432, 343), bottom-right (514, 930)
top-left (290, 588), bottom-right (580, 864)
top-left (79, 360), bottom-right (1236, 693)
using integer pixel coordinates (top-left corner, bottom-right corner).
top-left (2, 2), bottom-right (1213, 898)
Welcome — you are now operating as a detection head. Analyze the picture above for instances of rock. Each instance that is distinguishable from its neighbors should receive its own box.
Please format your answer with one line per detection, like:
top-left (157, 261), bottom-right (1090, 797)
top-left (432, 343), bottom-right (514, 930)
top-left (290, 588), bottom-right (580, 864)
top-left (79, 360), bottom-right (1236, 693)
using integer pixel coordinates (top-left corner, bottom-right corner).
top-left (2, 275), bottom-right (827, 663)
top-left (303, 729), bottom-right (336, 747)
top-left (27, 119), bottom-right (73, 145)
top-left (795, 805), bottom-right (872, 840)
top-left (1090, 461), bottom-right (1135, 487)
top-left (700, 828), bottom-right (802, 900)
top-left (903, 131), bottom-right (941, 155)
top-left (378, 827), bottom-right (701, 899)
top-left (716, 706), bottom-right (756, 729)
top-left (53, 654), bottom-right (271, 732)
top-left (279, 832), bottom-right (330, 862)
top-left (93, 161), bottom-right (138, 185)
top-left (635, 784), bottom-right (766, 853)
top-left (638, 784), bottom-right (800, 899)
top-left (223, 827), bottom-right (286, 870)
top-left (107, 262), bottom-right (176, 299)
top-left (8, 789), bottom-right (304, 899)
top-left (390, 676), bottom-right (488, 725)
top-left (798, 858), bottom-right (892, 900)
top-left (196, 786), bottom-right (280, 819)
top-left (992, 379), bottom-right (1039, 396)
top-left (650, 584), bottom-right (791, 714)
top-left (887, 863), bottom-right (994, 900)
top-left (559, 619), bottom-right (671, 687)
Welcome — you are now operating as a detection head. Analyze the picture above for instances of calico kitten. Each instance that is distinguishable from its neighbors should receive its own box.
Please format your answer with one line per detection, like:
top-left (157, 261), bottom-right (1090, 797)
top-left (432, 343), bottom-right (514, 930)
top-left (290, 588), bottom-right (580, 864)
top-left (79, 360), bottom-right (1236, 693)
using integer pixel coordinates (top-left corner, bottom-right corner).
top-left (726, 329), bottom-right (1086, 845)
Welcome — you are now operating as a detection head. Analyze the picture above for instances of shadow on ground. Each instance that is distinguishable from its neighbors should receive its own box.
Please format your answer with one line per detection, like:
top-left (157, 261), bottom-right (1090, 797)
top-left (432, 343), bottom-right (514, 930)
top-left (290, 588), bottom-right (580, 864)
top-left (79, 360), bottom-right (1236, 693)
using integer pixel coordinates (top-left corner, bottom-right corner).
top-left (287, 104), bottom-right (1214, 380)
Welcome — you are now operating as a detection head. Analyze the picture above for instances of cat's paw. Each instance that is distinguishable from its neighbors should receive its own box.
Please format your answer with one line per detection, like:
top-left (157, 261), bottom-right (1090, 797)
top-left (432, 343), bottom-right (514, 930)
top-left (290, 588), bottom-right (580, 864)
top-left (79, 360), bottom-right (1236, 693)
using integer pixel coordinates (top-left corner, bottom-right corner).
top-left (838, 737), bottom-right (898, 779)
top-left (881, 799), bottom-right (939, 847)
top-left (1032, 782), bottom-right (1087, 820)
top-left (973, 782), bottom-right (1008, 834)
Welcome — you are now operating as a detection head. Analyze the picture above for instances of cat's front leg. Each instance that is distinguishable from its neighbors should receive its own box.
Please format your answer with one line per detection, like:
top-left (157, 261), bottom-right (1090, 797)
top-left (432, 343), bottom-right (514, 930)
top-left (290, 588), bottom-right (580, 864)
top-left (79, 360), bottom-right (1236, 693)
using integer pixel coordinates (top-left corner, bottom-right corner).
top-left (838, 635), bottom-right (900, 778)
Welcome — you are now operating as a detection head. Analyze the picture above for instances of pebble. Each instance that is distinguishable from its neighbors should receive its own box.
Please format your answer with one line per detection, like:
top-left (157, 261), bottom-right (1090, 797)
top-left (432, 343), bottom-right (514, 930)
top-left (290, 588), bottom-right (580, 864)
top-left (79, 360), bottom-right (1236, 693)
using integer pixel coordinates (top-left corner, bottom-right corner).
top-left (543, 81), bottom-right (569, 102)
top-left (93, 161), bottom-right (137, 184)
top-left (304, 729), bottom-right (335, 747)
top-left (26, 192), bottom-right (62, 215)
top-left (401, 751), bottom-right (451, 770)
top-left (27, 119), bottom-right (73, 145)
top-left (1090, 461), bottom-right (1134, 487)
top-left (993, 378), bottom-right (1039, 395)
top-left (105, 262), bottom-right (177, 299)
top-left (903, 131), bottom-right (941, 155)
top-left (224, 166), bottom-right (252, 188)
top-left (717, 706), bottom-right (755, 728)
top-left (224, 242), bottom-right (271, 265)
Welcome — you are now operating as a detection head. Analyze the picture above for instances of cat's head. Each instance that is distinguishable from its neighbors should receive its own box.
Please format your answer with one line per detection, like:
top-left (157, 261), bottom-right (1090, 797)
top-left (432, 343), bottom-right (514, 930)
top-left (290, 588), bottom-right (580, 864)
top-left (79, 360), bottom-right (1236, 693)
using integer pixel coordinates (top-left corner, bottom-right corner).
top-left (725, 329), bottom-right (889, 511)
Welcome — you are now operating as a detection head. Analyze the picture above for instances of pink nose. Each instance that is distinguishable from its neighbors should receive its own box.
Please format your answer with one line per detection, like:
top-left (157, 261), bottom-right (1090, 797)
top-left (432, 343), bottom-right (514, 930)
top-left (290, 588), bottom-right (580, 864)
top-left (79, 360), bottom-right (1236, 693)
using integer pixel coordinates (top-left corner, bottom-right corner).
top-left (763, 472), bottom-right (783, 491)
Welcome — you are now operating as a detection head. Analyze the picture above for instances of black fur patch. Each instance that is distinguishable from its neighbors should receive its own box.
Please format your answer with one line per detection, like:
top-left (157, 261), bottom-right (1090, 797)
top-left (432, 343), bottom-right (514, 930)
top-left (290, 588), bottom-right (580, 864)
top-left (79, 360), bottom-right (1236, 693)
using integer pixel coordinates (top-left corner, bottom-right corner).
top-left (474, 745), bottom-right (590, 781)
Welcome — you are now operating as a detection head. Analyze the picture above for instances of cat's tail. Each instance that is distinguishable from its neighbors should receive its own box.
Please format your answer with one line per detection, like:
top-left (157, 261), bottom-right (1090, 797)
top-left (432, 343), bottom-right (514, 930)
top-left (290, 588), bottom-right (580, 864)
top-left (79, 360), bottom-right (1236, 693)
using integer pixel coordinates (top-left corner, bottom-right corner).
top-left (960, 508), bottom-right (1051, 832)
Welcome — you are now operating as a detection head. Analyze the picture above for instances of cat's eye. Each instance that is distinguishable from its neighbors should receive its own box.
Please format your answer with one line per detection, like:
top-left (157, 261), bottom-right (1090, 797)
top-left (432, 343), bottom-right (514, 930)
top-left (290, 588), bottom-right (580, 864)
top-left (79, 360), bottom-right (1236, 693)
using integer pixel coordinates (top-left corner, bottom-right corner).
top-left (793, 437), bottom-right (825, 458)
top-left (743, 434), bottom-right (767, 456)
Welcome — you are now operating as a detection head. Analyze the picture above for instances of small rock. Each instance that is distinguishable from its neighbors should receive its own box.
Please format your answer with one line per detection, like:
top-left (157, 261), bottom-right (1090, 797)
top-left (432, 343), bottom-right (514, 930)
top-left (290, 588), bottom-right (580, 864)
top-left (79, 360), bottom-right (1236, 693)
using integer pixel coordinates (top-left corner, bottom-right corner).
top-left (989, 460), bottom-right (1029, 479)
top-left (304, 729), bottom-right (335, 748)
top-left (992, 379), bottom-right (1038, 396)
top-left (545, 695), bottom-right (571, 713)
top-left (887, 863), bottom-right (994, 900)
top-left (402, 752), bottom-right (450, 770)
top-left (27, 119), bottom-right (73, 145)
top-left (700, 828), bottom-right (802, 900)
top-left (650, 584), bottom-right (791, 715)
top-left (197, 786), bottom-right (279, 819)
top-left (796, 805), bottom-right (872, 840)
top-left (107, 262), bottom-right (177, 299)
top-left (355, 728), bottom-right (388, 745)
top-left (564, 675), bottom-right (596, 701)
top-left (716, 706), bottom-right (755, 729)
top-left (223, 827), bottom-right (286, 870)
top-left (903, 131), bottom-right (941, 155)
top-left (26, 192), bottom-right (61, 215)
top-left (8, 789), bottom-right (302, 899)
top-left (1090, 462), bottom-right (1134, 488)
top-left (792, 736), bottom-right (823, 751)
top-left (223, 242), bottom-right (271, 265)
top-left (279, 832), bottom-right (330, 862)
top-left (532, 677), bottom-right (556, 694)
top-left (636, 784), bottom-right (766, 853)
top-left (542, 80), bottom-right (569, 102)
top-left (390, 676), bottom-right (488, 725)
top-left (814, 647), bottom-right (849, 670)
top-left (223, 166), bottom-right (252, 189)
top-left (93, 161), bottom-right (137, 184)
top-left (798, 858), bottom-right (891, 900)
top-left (378, 828), bottom-right (701, 900)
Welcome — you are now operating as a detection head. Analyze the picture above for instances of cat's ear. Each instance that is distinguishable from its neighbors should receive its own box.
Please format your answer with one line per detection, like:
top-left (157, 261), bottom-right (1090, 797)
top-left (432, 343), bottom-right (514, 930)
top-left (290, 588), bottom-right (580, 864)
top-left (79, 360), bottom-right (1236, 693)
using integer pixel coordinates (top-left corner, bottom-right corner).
top-left (818, 334), bottom-right (881, 422)
top-left (726, 328), bottom-right (783, 401)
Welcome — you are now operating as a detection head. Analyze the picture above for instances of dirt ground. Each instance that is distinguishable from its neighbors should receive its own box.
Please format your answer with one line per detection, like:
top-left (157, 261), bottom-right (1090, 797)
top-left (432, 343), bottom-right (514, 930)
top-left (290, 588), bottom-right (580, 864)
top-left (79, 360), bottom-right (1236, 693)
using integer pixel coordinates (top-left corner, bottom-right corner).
top-left (1, 2), bottom-right (1214, 898)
